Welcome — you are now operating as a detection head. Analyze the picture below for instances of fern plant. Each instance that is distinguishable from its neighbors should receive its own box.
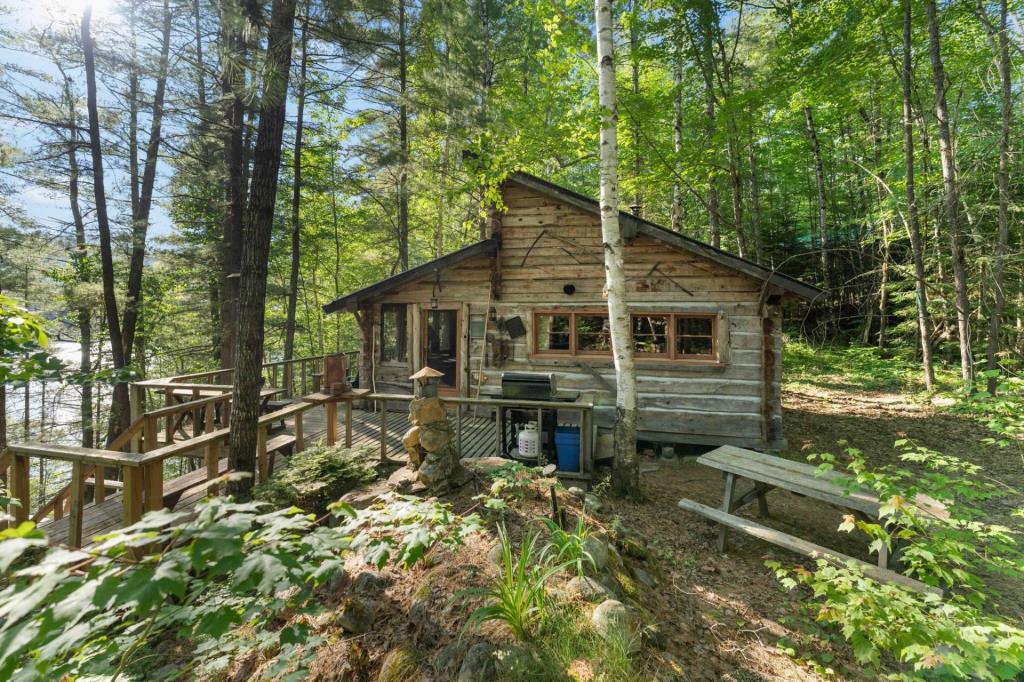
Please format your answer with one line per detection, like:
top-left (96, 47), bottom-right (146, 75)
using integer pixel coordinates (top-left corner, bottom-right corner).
top-left (537, 515), bottom-right (595, 577)
top-left (463, 524), bottom-right (566, 641)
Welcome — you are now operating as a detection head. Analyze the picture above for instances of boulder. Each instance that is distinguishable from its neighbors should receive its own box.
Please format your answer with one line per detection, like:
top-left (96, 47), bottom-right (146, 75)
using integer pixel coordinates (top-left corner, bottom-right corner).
top-left (457, 643), bottom-right (496, 682)
top-left (567, 486), bottom-right (586, 499)
top-left (566, 575), bottom-right (612, 602)
top-left (402, 427), bottom-right (422, 468)
top-left (417, 422), bottom-right (452, 452)
top-left (582, 536), bottom-right (609, 572)
top-left (352, 570), bottom-right (390, 595)
top-left (632, 566), bottom-right (656, 588)
top-left (387, 467), bottom-right (418, 493)
top-left (591, 599), bottom-right (641, 652)
top-left (433, 641), bottom-right (467, 678)
top-left (583, 494), bottom-right (602, 514)
top-left (377, 646), bottom-right (418, 682)
top-left (335, 597), bottom-right (375, 634)
top-left (409, 397), bottom-right (447, 425)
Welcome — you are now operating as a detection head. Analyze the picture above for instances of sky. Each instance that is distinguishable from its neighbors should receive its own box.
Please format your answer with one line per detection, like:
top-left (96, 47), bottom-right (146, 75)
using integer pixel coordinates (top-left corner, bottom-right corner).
top-left (1, 0), bottom-right (174, 242)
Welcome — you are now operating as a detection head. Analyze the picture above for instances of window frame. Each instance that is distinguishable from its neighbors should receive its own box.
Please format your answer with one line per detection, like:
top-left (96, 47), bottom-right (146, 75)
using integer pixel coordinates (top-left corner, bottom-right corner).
top-left (531, 309), bottom-right (719, 363)
top-left (379, 303), bottom-right (408, 364)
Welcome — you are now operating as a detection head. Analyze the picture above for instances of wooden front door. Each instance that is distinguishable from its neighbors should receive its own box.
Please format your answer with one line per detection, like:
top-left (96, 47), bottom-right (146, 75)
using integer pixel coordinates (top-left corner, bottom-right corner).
top-left (423, 308), bottom-right (459, 391)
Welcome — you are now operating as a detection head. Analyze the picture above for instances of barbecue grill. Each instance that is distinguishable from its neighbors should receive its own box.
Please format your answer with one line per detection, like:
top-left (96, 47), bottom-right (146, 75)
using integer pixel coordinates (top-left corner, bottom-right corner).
top-left (500, 372), bottom-right (557, 401)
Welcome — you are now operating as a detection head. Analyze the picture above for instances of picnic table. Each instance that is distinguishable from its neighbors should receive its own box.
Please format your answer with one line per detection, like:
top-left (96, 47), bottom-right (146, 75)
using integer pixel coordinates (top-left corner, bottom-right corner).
top-left (678, 445), bottom-right (944, 595)
top-left (167, 388), bottom-right (285, 437)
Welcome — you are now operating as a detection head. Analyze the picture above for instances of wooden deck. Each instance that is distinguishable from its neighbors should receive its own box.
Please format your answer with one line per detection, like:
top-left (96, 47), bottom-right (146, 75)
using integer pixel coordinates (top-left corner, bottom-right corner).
top-left (38, 405), bottom-right (499, 547)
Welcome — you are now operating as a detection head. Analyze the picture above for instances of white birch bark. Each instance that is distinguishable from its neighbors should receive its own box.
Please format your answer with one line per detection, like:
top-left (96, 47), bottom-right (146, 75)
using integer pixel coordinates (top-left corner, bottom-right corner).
top-left (595, 0), bottom-right (639, 495)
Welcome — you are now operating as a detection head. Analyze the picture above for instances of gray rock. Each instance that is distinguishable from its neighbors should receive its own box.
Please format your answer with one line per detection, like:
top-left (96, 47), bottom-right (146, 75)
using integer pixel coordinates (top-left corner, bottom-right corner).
top-left (642, 623), bottom-right (669, 650)
top-left (326, 570), bottom-right (348, 595)
top-left (659, 446), bottom-right (677, 460)
top-left (458, 643), bottom-right (496, 682)
top-left (487, 542), bottom-right (504, 568)
top-left (335, 597), bottom-right (374, 634)
top-left (352, 570), bottom-right (390, 594)
top-left (433, 641), bottom-right (467, 678)
top-left (493, 646), bottom-right (534, 677)
top-left (583, 494), bottom-right (602, 514)
top-left (387, 467), bottom-right (418, 493)
top-left (410, 583), bottom-right (434, 621)
top-left (566, 575), bottom-right (612, 602)
top-left (632, 566), bottom-right (656, 588)
top-left (591, 599), bottom-right (641, 652)
top-left (583, 536), bottom-right (609, 572)
top-left (567, 486), bottom-right (586, 499)
top-left (377, 646), bottom-right (418, 682)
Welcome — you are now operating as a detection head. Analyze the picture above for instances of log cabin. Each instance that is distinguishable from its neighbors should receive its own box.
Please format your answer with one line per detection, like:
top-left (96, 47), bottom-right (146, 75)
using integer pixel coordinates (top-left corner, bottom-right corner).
top-left (323, 172), bottom-right (821, 453)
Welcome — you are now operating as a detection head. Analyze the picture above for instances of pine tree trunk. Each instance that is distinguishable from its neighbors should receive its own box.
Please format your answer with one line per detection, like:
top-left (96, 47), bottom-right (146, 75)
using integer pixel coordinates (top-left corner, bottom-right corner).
top-left (397, 0), bottom-right (410, 272)
top-left (284, 16), bottom-right (308, 390)
top-left (671, 55), bottom-right (683, 232)
top-left (803, 106), bottom-right (829, 289)
top-left (748, 127), bottom-right (764, 263)
top-left (227, 0), bottom-right (298, 496)
top-left (219, 0), bottom-right (247, 372)
top-left (985, 0), bottom-right (1011, 395)
top-left (902, 0), bottom-right (936, 390)
top-left (926, 0), bottom-right (974, 389)
top-left (595, 0), bottom-right (638, 497)
top-left (630, 0), bottom-right (642, 215)
top-left (82, 7), bottom-right (130, 441)
top-left (122, 0), bottom-right (172, 365)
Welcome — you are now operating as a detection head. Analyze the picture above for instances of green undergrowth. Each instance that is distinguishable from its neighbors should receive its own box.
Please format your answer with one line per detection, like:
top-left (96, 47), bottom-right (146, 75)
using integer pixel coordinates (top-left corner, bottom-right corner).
top-left (253, 441), bottom-right (377, 515)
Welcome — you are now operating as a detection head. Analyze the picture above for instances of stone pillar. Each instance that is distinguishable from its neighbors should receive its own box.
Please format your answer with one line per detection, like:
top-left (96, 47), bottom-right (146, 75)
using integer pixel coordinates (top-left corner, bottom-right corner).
top-left (402, 395), bottom-right (462, 490)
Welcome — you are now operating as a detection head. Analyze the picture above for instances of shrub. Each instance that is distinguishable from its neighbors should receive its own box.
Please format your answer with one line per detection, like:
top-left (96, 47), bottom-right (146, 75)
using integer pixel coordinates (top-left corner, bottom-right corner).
top-left (767, 441), bottom-right (1024, 679)
top-left (463, 524), bottom-right (566, 641)
top-left (537, 515), bottom-right (596, 577)
top-left (254, 442), bottom-right (376, 514)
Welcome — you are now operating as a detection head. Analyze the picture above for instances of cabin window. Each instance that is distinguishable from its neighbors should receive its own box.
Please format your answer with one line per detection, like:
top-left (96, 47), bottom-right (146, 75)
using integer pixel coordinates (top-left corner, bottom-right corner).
top-left (575, 314), bottom-right (612, 353)
top-left (631, 314), bottom-right (669, 355)
top-left (676, 315), bottom-right (715, 358)
top-left (380, 303), bottom-right (407, 362)
top-left (536, 313), bottom-right (571, 352)
top-left (533, 310), bottom-right (719, 362)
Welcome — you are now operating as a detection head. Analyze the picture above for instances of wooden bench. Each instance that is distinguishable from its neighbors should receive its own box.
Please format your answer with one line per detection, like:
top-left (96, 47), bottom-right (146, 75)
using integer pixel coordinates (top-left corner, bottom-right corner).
top-left (679, 445), bottom-right (945, 594)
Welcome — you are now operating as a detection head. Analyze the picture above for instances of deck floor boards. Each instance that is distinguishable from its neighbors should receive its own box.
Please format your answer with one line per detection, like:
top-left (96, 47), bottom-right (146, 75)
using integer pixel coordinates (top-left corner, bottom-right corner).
top-left (39, 406), bottom-right (500, 547)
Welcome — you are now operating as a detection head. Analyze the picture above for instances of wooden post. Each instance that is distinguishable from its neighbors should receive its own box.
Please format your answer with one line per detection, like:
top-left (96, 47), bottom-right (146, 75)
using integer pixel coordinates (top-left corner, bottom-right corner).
top-left (457, 403), bottom-right (463, 455)
top-left (164, 388), bottom-right (174, 445)
top-left (205, 401), bottom-right (216, 434)
top-left (11, 454), bottom-right (29, 523)
top-left (718, 473), bottom-right (737, 553)
top-left (379, 398), bottom-right (387, 462)
top-left (94, 464), bottom-right (106, 503)
top-left (345, 399), bottom-right (353, 447)
top-left (192, 388), bottom-right (202, 437)
top-left (129, 383), bottom-right (145, 452)
top-left (300, 361), bottom-right (307, 396)
top-left (257, 426), bottom-right (268, 483)
top-left (205, 441), bottom-right (219, 496)
top-left (122, 466), bottom-right (143, 525)
top-left (53, 493), bottom-right (64, 520)
top-left (294, 411), bottom-right (305, 452)
top-left (144, 460), bottom-right (164, 512)
top-left (326, 400), bottom-right (338, 446)
top-left (272, 363), bottom-right (279, 390)
top-left (68, 460), bottom-right (85, 549)
top-left (494, 406), bottom-right (502, 458)
top-left (144, 415), bottom-right (158, 453)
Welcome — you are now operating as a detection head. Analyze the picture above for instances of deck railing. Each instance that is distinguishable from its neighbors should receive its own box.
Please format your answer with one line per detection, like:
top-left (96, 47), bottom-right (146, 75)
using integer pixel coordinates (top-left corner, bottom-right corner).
top-left (167, 351), bottom-right (359, 399)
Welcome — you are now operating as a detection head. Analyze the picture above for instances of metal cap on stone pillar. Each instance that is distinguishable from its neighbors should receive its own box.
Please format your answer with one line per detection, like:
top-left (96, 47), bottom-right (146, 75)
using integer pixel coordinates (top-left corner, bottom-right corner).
top-left (410, 366), bottom-right (444, 398)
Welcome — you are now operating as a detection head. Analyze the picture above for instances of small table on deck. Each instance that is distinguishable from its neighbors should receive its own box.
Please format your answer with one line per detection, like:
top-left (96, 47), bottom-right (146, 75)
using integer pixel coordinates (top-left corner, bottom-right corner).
top-left (168, 387), bottom-right (284, 436)
top-left (680, 446), bottom-right (946, 594)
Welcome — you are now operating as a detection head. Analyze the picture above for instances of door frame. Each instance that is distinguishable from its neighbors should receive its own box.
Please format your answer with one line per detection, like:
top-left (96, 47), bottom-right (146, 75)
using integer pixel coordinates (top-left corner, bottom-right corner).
top-left (421, 305), bottom-right (461, 395)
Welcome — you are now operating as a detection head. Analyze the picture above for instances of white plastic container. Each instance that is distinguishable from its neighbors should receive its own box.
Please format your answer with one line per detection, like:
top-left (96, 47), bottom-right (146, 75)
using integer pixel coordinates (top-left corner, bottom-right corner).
top-left (517, 421), bottom-right (540, 459)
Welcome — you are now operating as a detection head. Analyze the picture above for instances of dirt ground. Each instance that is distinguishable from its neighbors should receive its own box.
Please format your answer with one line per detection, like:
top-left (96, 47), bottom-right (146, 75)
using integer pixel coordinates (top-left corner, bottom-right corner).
top-left (283, 383), bottom-right (1022, 681)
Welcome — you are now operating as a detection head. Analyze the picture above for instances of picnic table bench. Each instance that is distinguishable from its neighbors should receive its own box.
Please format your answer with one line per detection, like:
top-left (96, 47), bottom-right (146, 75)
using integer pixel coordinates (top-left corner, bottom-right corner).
top-left (166, 388), bottom-right (285, 438)
top-left (678, 445), bottom-right (944, 595)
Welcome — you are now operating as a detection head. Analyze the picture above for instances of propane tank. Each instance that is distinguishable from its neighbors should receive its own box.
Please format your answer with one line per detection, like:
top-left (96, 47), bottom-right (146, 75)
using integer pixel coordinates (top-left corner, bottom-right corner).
top-left (517, 421), bottom-right (540, 459)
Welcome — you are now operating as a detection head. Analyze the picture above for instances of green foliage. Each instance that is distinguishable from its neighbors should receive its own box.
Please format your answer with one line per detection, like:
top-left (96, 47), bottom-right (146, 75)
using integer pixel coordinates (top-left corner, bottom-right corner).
top-left (0, 295), bottom-right (62, 384)
top-left (951, 375), bottom-right (1024, 452)
top-left (463, 524), bottom-right (566, 641)
top-left (254, 442), bottom-right (376, 514)
top-left (0, 493), bottom-right (481, 680)
top-left (537, 515), bottom-right (595, 577)
top-left (784, 340), bottom-right (957, 394)
top-left (473, 461), bottom-right (549, 512)
top-left (769, 442), bottom-right (1024, 679)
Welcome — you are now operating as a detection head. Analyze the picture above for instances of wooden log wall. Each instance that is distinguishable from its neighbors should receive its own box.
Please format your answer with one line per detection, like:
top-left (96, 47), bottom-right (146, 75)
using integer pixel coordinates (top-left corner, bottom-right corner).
top-left (361, 181), bottom-right (787, 450)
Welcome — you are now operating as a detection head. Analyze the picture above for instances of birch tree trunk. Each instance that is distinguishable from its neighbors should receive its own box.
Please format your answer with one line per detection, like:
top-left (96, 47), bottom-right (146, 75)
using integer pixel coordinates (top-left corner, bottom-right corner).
top-left (926, 0), bottom-right (974, 390)
top-left (228, 0), bottom-right (298, 496)
top-left (902, 0), bottom-right (936, 390)
top-left (595, 0), bottom-right (638, 496)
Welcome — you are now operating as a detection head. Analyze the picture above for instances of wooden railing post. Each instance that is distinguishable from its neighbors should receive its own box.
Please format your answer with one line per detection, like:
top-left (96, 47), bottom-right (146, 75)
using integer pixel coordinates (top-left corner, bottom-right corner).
top-left (257, 426), bottom-right (269, 483)
top-left (191, 388), bottom-right (202, 437)
top-left (144, 460), bottom-right (164, 513)
top-left (122, 466), bottom-right (143, 526)
top-left (300, 361), bottom-right (307, 396)
top-left (163, 388), bottom-right (174, 445)
top-left (144, 416), bottom-right (158, 454)
top-left (68, 461), bottom-right (85, 549)
top-left (10, 454), bottom-right (29, 524)
top-left (205, 401), bottom-right (216, 434)
top-left (205, 441), bottom-right (219, 496)
top-left (94, 464), bottom-right (106, 503)
top-left (294, 412), bottom-right (304, 453)
top-left (129, 383), bottom-right (145, 452)
top-left (344, 399), bottom-right (353, 448)
top-left (379, 399), bottom-right (387, 463)
top-left (325, 400), bottom-right (338, 446)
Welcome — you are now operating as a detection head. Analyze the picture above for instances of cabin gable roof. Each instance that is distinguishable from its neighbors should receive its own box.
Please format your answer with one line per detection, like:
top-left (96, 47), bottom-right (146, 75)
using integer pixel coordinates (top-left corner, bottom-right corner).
top-left (322, 174), bottom-right (822, 314)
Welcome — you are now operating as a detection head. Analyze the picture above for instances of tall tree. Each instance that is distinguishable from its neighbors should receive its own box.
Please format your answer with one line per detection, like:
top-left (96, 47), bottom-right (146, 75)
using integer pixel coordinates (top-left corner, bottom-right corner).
top-left (925, 0), bottom-right (973, 389)
top-left (595, 0), bottom-right (638, 496)
top-left (284, 14), bottom-right (309, 387)
top-left (228, 0), bottom-right (299, 495)
top-left (902, 0), bottom-right (936, 390)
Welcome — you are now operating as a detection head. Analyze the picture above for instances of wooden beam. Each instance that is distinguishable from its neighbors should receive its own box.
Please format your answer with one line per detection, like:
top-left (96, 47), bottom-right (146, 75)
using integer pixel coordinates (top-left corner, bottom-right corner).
top-left (345, 400), bottom-right (353, 448)
top-left (205, 441), bottom-right (219, 496)
top-left (68, 461), bottom-right (85, 549)
top-left (677, 498), bottom-right (941, 595)
top-left (326, 401), bottom-right (338, 446)
top-left (294, 412), bottom-right (304, 453)
top-left (12, 454), bottom-right (30, 522)
top-left (144, 460), bottom-right (164, 513)
top-left (123, 466), bottom-right (143, 525)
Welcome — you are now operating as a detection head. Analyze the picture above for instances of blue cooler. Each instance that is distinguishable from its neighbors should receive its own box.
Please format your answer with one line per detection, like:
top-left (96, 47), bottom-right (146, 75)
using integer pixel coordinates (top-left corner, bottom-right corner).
top-left (554, 426), bottom-right (581, 472)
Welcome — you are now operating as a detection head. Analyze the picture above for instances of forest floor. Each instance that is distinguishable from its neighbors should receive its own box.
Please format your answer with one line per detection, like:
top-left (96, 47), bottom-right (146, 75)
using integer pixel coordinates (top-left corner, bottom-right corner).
top-left (241, 342), bottom-right (1022, 682)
